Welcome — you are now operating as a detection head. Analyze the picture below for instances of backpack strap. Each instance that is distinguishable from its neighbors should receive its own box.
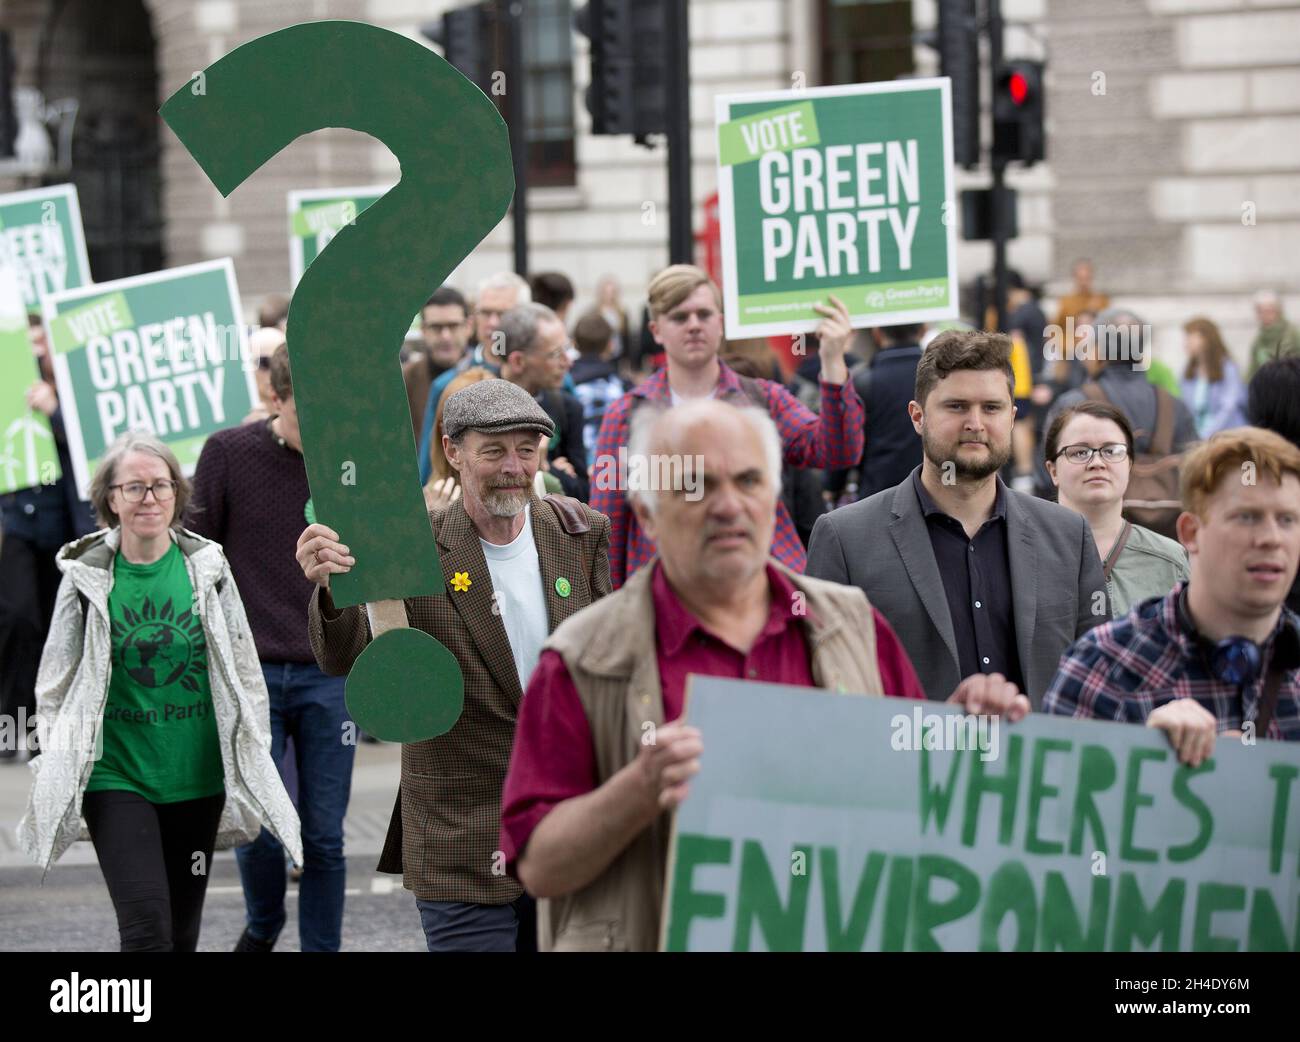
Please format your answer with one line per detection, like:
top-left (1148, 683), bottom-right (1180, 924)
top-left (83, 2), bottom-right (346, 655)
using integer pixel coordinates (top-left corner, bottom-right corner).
top-left (1080, 381), bottom-right (1108, 404)
top-left (543, 493), bottom-right (591, 535)
top-left (543, 493), bottom-right (595, 588)
top-left (1150, 386), bottom-right (1176, 457)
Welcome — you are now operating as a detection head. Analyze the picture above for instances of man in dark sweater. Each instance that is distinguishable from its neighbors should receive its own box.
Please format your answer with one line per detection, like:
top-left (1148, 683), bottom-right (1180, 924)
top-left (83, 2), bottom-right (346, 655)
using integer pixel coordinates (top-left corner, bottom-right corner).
top-left (402, 286), bottom-right (471, 441)
top-left (186, 343), bottom-right (355, 952)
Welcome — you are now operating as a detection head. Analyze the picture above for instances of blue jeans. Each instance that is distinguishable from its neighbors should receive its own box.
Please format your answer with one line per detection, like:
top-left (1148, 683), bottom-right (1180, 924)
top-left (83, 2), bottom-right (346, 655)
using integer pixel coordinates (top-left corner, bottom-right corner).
top-left (235, 662), bottom-right (355, 952)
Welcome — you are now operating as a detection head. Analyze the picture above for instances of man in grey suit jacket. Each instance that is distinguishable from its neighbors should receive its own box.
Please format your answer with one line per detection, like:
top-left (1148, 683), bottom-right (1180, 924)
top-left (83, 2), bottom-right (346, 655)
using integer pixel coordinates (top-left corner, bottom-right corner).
top-left (808, 329), bottom-right (1108, 708)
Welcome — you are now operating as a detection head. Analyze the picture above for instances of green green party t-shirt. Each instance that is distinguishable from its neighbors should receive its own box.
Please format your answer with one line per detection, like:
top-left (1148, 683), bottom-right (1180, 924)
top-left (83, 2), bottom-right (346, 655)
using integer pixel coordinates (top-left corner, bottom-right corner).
top-left (86, 543), bottom-right (225, 803)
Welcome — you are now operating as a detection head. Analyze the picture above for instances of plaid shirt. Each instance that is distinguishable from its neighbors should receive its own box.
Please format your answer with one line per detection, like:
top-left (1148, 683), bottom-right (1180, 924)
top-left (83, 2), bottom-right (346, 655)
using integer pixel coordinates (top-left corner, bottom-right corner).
top-left (589, 361), bottom-right (865, 588)
top-left (1043, 582), bottom-right (1300, 741)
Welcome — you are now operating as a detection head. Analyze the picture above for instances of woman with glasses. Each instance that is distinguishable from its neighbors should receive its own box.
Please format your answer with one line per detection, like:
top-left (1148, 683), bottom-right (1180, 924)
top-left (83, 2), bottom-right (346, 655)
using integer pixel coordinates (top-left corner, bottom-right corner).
top-left (18, 431), bottom-right (300, 951)
top-left (1044, 401), bottom-right (1189, 618)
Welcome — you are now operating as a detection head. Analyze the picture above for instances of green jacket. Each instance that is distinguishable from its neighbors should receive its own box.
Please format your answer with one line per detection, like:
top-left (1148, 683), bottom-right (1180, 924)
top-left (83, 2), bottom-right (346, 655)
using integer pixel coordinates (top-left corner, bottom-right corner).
top-left (1249, 321), bottom-right (1300, 378)
top-left (1109, 522), bottom-right (1189, 618)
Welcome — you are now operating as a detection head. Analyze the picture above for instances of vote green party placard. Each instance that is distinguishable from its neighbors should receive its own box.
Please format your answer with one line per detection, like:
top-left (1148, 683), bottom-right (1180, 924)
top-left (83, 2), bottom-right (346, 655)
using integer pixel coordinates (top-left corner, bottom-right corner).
top-left (661, 678), bottom-right (1300, 952)
top-left (288, 185), bottom-right (419, 335)
top-left (288, 184), bottom-right (388, 286)
top-left (44, 258), bottom-right (258, 498)
top-left (0, 264), bottom-right (61, 494)
top-left (714, 79), bottom-right (958, 339)
top-left (0, 184), bottom-right (93, 315)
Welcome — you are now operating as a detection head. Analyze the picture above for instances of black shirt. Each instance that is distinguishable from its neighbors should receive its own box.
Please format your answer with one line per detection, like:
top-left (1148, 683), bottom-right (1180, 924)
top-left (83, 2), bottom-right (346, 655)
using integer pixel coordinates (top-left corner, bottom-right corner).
top-left (910, 469), bottom-right (1024, 690)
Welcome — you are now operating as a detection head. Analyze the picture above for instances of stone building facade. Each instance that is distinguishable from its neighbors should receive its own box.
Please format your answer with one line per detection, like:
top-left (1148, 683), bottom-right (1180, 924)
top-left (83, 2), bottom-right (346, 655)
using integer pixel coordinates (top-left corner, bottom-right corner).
top-left (1, 0), bottom-right (1295, 368)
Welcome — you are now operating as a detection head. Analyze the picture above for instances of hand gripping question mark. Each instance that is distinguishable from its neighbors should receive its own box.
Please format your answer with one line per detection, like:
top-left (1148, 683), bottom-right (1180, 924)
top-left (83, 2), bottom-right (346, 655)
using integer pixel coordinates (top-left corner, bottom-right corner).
top-left (159, 21), bottom-right (514, 741)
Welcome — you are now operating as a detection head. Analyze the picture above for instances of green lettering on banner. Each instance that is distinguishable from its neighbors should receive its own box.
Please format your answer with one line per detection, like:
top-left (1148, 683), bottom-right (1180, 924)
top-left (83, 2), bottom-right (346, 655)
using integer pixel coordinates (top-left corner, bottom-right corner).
top-left (1026, 738), bottom-right (1071, 856)
top-left (919, 746), bottom-right (963, 835)
top-left (1112, 873), bottom-right (1184, 951)
top-left (718, 101), bottom-right (820, 167)
top-left (1245, 890), bottom-right (1299, 952)
top-left (1267, 764), bottom-right (1298, 874)
top-left (1121, 747), bottom-right (1165, 863)
top-left (911, 854), bottom-right (980, 951)
top-left (961, 735), bottom-right (1023, 848)
top-left (1168, 763), bottom-right (1215, 863)
top-left (881, 855), bottom-right (913, 952)
top-left (1069, 744), bottom-right (1116, 855)
top-left (49, 292), bottom-right (135, 353)
top-left (1192, 882), bottom-right (1246, 952)
top-left (1039, 871), bottom-right (1110, 951)
top-left (979, 861), bottom-right (1037, 952)
top-left (663, 833), bottom-right (732, 952)
top-left (819, 848), bottom-right (887, 952)
top-left (733, 841), bottom-right (812, 952)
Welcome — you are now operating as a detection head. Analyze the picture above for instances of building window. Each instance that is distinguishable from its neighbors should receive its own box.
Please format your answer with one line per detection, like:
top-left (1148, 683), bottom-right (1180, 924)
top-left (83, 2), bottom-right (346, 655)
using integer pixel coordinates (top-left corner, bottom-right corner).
top-left (523, 0), bottom-right (575, 187)
top-left (819, 0), bottom-right (915, 86)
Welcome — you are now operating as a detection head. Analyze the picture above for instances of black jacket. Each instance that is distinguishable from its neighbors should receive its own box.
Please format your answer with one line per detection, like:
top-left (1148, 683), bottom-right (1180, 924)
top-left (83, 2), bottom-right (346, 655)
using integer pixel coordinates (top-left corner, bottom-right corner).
top-left (537, 389), bottom-right (590, 502)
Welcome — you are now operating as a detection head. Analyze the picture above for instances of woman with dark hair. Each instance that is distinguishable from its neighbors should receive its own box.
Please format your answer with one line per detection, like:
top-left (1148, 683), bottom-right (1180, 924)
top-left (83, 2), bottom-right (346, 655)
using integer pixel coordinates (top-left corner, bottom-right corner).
top-left (1248, 355), bottom-right (1300, 613)
top-left (1181, 317), bottom-right (1247, 438)
top-left (18, 431), bottom-right (300, 951)
top-left (1045, 401), bottom-right (1188, 617)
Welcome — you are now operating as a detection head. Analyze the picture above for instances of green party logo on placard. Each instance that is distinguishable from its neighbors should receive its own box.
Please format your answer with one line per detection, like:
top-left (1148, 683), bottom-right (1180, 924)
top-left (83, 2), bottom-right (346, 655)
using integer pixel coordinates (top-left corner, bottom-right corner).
top-left (0, 265), bottom-right (61, 494)
top-left (714, 80), bottom-right (959, 340)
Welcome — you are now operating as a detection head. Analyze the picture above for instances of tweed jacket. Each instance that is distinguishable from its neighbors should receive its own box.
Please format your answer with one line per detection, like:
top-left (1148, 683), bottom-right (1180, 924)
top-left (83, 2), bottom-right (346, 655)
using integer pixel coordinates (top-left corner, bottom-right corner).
top-left (308, 494), bottom-right (611, 904)
top-left (807, 470), bottom-right (1108, 708)
top-left (18, 527), bottom-right (303, 874)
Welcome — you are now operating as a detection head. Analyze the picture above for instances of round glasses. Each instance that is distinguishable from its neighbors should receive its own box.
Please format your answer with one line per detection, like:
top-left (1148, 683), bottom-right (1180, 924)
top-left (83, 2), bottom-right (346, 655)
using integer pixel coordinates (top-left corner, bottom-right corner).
top-left (110, 480), bottom-right (178, 503)
top-left (1057, 443), bottom-right (1129, 465)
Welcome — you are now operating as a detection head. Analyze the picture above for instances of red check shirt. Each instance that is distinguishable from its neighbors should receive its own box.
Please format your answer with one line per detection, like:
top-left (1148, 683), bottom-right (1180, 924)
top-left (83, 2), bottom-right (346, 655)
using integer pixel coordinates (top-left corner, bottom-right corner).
top-left (588, 361), bottom-right (865, 588)
top-left (499, 561), bottom-right (925, 869)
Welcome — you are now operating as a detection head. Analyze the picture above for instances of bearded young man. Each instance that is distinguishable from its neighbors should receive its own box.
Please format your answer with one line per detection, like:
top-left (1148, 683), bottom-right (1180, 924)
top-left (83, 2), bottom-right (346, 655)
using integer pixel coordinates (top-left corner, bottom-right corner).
top-left (806, 330), bottom-right (1108, 707)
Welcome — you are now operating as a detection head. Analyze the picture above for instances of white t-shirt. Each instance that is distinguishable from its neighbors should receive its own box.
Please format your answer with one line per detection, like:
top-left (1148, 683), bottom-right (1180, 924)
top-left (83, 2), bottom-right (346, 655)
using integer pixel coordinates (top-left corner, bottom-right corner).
top-left (480, 504), bottom-right (550, 690)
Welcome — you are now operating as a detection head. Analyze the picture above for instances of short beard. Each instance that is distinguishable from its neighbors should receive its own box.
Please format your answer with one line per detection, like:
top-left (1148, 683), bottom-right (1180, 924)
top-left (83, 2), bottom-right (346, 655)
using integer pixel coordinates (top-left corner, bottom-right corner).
top-left (922, 429), bottom-right (1012, 481)
top-left (483, 487), bottom-right (530, 517)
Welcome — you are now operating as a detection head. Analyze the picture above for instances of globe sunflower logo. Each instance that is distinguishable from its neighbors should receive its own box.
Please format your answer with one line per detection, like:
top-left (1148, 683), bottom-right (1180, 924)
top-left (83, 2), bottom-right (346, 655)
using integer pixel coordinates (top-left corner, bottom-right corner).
top-left (111, 597), bottom-right (207, 691)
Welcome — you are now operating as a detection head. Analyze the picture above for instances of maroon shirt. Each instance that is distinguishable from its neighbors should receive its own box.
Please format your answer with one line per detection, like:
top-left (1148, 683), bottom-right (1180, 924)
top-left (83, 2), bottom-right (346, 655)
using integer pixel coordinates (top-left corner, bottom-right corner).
top-left (500, 562), bottom-right (926, 867)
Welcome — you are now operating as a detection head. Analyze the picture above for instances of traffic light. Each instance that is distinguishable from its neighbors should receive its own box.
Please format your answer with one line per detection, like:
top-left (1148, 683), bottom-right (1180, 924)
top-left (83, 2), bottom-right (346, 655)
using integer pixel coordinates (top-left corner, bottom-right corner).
top-left (420, 3), bottom-right (494, 96)
top-left (992, 60), bottom-right (1045, 166)
top-left (926, 0), bottom-right (979, 169)
top-left (573, 0), bottom-right (666, 139)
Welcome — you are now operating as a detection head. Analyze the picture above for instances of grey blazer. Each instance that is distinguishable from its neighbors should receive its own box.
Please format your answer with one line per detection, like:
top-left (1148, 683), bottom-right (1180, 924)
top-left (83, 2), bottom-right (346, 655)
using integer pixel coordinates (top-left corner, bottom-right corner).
top-left (806, 472), bottom-right (1107, 708)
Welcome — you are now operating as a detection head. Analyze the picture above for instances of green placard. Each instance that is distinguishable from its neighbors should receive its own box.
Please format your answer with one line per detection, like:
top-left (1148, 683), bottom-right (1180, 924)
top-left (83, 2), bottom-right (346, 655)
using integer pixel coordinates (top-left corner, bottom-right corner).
top-left (0, 184), bottom-right (93, 315)
top-left (661, 678), bottom-right (1300, 952)
top-left (44, 259), bottom-right (258, 499)
top-left (0, 265), bottom-right (61, 494)
top-left (714, 79), bottom-right (959, 339)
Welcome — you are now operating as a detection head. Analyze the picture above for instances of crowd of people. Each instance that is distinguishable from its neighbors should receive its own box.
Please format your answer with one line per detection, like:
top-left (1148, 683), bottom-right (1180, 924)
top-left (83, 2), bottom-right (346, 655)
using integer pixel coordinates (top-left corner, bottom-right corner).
top-left (3, 257), bottom-right (1299, 953)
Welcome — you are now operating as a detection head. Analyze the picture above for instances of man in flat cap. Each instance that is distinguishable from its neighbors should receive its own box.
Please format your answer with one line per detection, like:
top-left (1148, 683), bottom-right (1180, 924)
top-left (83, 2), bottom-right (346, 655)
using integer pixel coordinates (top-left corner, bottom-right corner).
top-left (297, 379), bottom-right (610, 951)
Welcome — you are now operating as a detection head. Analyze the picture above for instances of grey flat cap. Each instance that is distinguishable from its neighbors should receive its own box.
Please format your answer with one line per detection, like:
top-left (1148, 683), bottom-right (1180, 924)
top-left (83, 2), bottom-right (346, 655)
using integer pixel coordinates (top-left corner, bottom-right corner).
top-left (442, 377), bottom-right (555, 441)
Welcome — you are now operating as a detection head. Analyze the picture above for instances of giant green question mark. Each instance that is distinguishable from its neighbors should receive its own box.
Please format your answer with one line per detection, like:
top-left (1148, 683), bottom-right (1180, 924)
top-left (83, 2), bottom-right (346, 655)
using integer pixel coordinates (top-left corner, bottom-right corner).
top-left (160, 21), bottom-right (514, 740)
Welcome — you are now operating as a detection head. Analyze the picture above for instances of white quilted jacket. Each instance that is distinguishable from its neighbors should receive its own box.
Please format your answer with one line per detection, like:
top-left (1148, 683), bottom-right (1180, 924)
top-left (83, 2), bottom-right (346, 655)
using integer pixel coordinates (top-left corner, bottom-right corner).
top-left (16, 526), bottom-right (303, 874)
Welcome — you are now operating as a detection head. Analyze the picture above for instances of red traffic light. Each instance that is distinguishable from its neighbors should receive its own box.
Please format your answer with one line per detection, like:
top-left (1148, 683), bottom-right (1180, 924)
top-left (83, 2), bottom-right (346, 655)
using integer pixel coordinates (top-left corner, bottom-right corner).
top-left (1008, 70), bottom-right (1028, 105)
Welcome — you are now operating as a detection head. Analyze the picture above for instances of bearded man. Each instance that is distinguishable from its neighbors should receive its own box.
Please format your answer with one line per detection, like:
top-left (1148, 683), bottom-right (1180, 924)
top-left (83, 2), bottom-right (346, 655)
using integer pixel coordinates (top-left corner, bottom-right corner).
top-left (807, 330), bottom-right (1108, 708)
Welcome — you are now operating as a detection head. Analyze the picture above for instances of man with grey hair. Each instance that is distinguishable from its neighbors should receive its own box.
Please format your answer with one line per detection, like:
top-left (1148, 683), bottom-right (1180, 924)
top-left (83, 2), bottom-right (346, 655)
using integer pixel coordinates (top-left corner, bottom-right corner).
top-left (298, 378), bottom-right (610, 952)
top-left (1249, 289), bottom-right (1300, 379)
top-left (1038, 305), bottom-right (1196, 495)
top-left (416, 271), bottom-right (532, 484)
top-left (498, 302), bottom-right (588, 500)
top-left (500, 399), bottom-right (1029, 951)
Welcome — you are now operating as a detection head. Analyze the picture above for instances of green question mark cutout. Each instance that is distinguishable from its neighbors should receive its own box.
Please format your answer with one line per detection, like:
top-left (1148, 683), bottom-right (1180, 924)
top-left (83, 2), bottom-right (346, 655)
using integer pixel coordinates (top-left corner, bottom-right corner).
top-left (160, 21), bottom-right (514, 741)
